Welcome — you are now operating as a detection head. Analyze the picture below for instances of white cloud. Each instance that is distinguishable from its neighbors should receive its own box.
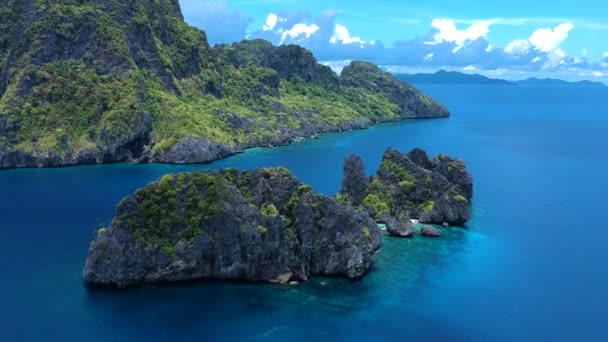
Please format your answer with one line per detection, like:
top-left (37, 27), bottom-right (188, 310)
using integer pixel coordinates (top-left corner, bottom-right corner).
top-left (504, 39), bottom-right (531, 55)
top-left (544, 48), bottom-right (567, 68)
top-left (504, 22), bottom-right (573, 64)
top-left (280, 23), bottom-right (320, 44)
top-left (247, 11), bottom-right (607, 80)
top-left (330, 24), bottom-right (365, 45)
top-left (528, 23), bottom-right (574, 52)
top-left (592, 71), bottom-right (604, 77)
top-left (604, 52), bottom-right (608, 57)
top-left (426, 18), bottom-right (499, 52)
top-left (263, 13), bottom-right (279, 31)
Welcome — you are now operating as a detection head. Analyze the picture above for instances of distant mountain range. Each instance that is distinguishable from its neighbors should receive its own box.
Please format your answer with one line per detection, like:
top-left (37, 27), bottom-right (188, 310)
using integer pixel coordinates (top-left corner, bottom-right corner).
top-left (395, 70), bottom-right (606, 87)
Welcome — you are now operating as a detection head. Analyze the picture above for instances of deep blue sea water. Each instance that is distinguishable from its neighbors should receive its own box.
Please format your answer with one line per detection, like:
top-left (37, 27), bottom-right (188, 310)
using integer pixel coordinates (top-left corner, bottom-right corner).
top-left (2, 85), bottom-right (608, 341)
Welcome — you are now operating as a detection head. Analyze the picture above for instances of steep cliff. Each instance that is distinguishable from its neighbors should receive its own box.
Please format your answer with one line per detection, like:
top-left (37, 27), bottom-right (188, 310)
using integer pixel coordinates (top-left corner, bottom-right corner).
top-left (84, 148), bottom-right (472, 288)
top-left (362, 148), bottom-right (473, 226)
top-left (84, 168), bottom-right (382, 288)
top-left (0, 0), bottom-right (448, 169)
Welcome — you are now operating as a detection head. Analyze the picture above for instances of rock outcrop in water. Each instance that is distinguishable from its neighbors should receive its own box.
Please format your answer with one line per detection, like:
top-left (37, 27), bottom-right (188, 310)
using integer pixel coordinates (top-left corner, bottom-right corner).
top-left (84, 168), bottom-right (382, 288)
top-left (362, 148), bottom-right (473, 226)
top-left (341, 155), bottom-right (367, 206)
top-left (84, 148), bottom-right (472, 288)
top-left (0, 0), bottom-right (448, 170)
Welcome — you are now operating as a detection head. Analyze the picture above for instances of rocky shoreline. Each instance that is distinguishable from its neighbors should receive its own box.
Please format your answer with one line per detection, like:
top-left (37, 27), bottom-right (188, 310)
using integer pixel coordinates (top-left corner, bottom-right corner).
top-left (84, 148), bottom-right (472, 288)
top-left (0, 114), bottom-right (446, 170)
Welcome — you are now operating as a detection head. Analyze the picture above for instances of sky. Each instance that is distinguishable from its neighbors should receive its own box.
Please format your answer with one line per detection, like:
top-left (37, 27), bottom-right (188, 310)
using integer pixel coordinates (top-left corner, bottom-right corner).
top-left (179, 0), bottom-right (608, 82)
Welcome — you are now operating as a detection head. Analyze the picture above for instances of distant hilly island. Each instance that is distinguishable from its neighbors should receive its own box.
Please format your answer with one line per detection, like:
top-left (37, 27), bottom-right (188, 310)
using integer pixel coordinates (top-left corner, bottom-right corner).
top-left (395, 70), bottom-right (606, 87)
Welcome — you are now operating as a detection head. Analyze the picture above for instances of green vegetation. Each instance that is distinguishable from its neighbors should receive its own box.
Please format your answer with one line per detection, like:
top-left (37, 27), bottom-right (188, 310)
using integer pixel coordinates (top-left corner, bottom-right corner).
top-left (164, 245), bottom-right (176, 259)
top-left (117, 172), bottom-right (231, 247)
top-left (335, 192), bottom-right (350, 204)
top-left (112, 168), bottom-right (325, 248)
top-left (285, 226), bottom-right (297, 241)
top-left (420, 200), bottom-right (436, 214)
top-left (380, 159), bottom-right (415, 186)
top-left (362, 178), bottom-right (393, 215)
top-left (256, 225), bottom-right (268, 234)
top-left (260, 203), bottom-right (279, 218)
top-left (298, 185), bottom-right (314, 194)
top-left (363, 194), bottom-right (391, 215)
top-left (0, 0), bottom-right (443, 163)
top-left (97, 227), bottom-right (107, 235)
top-left (362, 226), bottom-right (371, 240)
top-left (453, 194), bottom-right (468, 203)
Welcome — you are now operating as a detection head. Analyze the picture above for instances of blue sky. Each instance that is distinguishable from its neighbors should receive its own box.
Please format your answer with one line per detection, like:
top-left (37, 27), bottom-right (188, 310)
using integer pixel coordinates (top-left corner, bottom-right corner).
top-left (179, 0), bottom-right (608, 81)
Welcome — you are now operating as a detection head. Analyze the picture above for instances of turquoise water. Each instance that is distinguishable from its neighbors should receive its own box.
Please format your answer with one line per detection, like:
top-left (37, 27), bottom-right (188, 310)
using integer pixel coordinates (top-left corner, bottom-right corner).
top-left (2, 85), bottom-right (608, 341)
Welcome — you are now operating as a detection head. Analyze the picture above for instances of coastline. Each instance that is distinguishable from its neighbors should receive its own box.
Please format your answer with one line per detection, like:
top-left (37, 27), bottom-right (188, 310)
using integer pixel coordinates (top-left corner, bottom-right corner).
top-left (0, 115), bottom-right (448, 171)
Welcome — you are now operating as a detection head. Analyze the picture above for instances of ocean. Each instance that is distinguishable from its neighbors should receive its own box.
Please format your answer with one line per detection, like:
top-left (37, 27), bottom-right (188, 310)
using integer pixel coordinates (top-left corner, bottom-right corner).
top-left (1, 84), bottom-right (607, 341)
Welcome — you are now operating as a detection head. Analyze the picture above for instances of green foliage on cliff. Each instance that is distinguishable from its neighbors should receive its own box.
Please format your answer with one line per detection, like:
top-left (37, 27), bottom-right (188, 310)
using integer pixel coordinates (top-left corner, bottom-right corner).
top-left (0, 0), bottom-right (446, 164)
top-left (362, 226), bottom-right (371, 239)
top-left (117, 172), bottom-right (231, 246)
top-left (114, 168), bottom-right (324, 247)
top-left (362, 178), bottom-right (393, 215)
top-left (260, 203), bottom-right (279, 218)
top-left (419, 200), bottom-right (436, 214)
top-left (453, 194), bottom-right (468, 203)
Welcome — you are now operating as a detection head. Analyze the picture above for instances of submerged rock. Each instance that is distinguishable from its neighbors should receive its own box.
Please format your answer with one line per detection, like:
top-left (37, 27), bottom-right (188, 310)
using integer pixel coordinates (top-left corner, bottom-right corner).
top-left (84, 168), bottom-right (381, 288)
top-left (421, 225), bottom-right (442, 237)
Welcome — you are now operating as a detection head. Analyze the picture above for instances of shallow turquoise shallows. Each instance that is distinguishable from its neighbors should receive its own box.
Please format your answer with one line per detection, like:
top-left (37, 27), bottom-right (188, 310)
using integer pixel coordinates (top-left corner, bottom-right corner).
top-left (2, 84), bottom-right (608, 341)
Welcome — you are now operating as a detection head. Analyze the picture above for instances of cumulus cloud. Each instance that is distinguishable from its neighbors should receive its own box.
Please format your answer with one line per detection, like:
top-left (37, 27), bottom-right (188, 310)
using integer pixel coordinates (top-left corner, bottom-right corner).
top-left (504, 39), bottom-right (531, 55)
top-left (263, 13), bottom-right (279, 31)
top-left (180, 4), bottom-right (605, 81)
top-left (249, 14), bottom-right (587, 74)
top-left (502, 23), bottom-right (574, 69)
top-left (280, 23), bottom-right (320, 44)
top-left (528, 23), bottom-right (574, 52)
top-left (330, 24), bottom-right (365, 45)
top-left (426, 18), bottom-right (499, 52)
top-left (505, 23), bottom-right (573, 55)
top-left (248, 10), bottom-right (383, 61)
top-left (180, 0), bottom-right (251, 45)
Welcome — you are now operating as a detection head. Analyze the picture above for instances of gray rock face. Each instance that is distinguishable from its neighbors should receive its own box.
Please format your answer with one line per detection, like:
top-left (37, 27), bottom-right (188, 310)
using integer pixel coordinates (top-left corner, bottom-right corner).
top-left (0, 2), bottom-right (450, 171)
top-left (421, 225), bottom-right (442, 237)
top-left (0, 111), bottom-right (152, 168)
top-left (83, 168), bottom-right (382, 288)
top-left (158, 136), bottom-right (236, 164)
top-left (341, 155), bottom-right (367, 205)
top-left (83, 148), bottom-right (474, 288)
top-left (369, 148), bottom-right (473, 226)
top-left (380, 213), bottom-right (416, 238)
top-left (340, 61), bottom-right (449, 119)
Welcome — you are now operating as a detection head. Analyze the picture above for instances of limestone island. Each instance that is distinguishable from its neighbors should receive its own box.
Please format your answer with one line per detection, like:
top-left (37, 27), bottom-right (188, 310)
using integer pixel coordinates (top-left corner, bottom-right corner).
top-left (84, 148), bottom-right (473, 288)
top-left (0, 0), bottom-right (447, 170)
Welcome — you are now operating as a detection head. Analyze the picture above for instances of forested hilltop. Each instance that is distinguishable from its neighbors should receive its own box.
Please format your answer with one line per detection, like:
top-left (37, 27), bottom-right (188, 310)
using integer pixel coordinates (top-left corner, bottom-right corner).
top-left (0, 0), bottom-right (448, 169)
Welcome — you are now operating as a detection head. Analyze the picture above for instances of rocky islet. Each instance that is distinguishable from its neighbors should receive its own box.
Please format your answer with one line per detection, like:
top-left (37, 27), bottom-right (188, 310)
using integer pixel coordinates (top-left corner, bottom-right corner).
top-left (84, 148), bottom-right (473, 288)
